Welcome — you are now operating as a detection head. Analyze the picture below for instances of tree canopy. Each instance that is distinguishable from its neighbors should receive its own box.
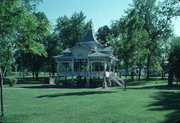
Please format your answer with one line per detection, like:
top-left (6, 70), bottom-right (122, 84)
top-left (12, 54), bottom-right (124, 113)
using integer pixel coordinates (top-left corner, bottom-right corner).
top-left (0, 0), bottom-right (50, 116)
top-left (168, 37), bottom-right (180, 85)
top-left (96, 25), bottom-right (111, 46)
top-left (55, 11), bottom-right (93, 49)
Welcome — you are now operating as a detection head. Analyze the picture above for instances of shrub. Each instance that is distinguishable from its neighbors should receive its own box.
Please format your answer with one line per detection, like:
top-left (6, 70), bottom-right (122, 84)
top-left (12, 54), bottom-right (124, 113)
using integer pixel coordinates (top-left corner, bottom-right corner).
top-left (8, 78), bottom-right (17, 87)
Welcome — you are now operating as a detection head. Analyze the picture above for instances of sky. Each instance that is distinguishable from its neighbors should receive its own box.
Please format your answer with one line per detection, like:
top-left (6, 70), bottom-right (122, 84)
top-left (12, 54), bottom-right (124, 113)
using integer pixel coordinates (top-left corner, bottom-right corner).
top-left (37, 0), bottom-right (180, 36)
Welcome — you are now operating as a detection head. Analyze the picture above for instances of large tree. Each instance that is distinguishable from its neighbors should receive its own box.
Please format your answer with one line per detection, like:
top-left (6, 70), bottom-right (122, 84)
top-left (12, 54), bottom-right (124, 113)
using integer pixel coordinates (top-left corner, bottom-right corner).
top-left (29, 12), bottom-right (50, 79)
top-left (15, 11), bottom-right (50, 80)
top-left (43, 33), bottom-right (63, 77)
top-left (110, 9), bottom-right (148, 90)
top-left (55, 11), bottom-right (93, 49)
top-left (131, 0), bottom-right (180, 80)
top-left (168, 37), bottom-right (180, 86)
top-left (0, 0), bottom-right (48, 116)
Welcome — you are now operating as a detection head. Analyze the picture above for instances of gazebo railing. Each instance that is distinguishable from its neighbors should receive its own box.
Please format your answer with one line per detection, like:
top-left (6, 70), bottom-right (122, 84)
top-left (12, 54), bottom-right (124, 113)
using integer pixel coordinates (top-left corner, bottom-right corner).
top-left (58, 71), bottom-right (110, 77)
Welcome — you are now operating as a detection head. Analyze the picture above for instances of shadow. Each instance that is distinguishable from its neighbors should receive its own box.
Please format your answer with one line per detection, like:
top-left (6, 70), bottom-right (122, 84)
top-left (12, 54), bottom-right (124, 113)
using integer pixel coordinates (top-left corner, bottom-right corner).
top-left (21, 84), bottom-right (60, 89)
top-left (36, 91), bottom-right (116, 98)
top-left (148, 92), bottom-right (180, 123)
top-left (20, 84), bottom-right (105, 89)
top-left (0, 114), bottom-right (28, 123)
top-left (127, 85), bottom-right (180, 90)
top-left (4, 77), bottom-right (49, 85)
top-left (127, 80), bottom-right (152, 86)
top-left (16, 77), bottom-right (48, 84)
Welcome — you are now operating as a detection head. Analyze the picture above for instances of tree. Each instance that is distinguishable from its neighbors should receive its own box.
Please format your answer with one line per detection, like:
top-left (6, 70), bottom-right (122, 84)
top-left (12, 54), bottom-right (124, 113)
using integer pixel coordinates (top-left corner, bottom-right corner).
top-left (110, 9), bottom-right (148, 90)
top-left (96, 25), bottom-right (111, 46)
top-left (131, 0), bottom-right (180, 80)
top-left (43, 33), bottom-right (63, 77)
top-left (15, 11), bottom-right (50, 80)
top-left (29, 12), bottom-right (50, 80)
top-left (168, 37), bottom-right (180, 86)
top-left (0, 0), bottom-right (48, 116)
top-left (55, 11), bottom-right (93, 49)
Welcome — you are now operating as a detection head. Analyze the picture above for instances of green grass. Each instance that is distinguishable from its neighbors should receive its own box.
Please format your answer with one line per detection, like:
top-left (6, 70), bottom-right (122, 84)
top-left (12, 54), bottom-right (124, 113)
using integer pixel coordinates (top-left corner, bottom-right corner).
top-left (0, 80), bottom-right (180, 123)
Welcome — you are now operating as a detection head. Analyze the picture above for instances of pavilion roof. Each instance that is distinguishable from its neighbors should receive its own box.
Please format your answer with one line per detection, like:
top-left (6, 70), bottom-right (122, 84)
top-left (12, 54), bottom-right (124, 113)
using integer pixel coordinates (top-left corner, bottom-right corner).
top-left (88, 51), bottom-right (109, 57)
top-left (54, 29), bottom-right (117, 60)
top-left (53, 53), bottom-right (72, 58)
top-left (63, 48), bottom-right (71, 53)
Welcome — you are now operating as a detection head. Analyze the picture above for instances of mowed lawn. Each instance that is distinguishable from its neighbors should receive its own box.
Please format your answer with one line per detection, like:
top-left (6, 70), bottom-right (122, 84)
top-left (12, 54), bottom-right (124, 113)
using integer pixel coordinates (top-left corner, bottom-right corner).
top-left (1, 80), bottom-right (180, 123)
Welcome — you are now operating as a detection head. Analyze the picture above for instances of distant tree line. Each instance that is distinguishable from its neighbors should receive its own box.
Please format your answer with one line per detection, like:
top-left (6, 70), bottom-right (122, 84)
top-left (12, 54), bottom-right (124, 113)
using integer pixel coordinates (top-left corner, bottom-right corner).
top-left (2, 0), bottom-right (180, 84)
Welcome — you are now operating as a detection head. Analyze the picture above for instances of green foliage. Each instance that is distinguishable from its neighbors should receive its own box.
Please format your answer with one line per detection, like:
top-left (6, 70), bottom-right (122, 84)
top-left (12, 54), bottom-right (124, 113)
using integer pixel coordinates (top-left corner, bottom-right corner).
top-left (110, 9), bottom-right (148, 70)
top-left (109, 0), bottom-right (180, 80)
top-left (8, 78), bottom-right (17, 87)
top-left (0, 0), bottom-right (50, 116)
top-left (14, 11), bottom-right (51, 79)
top-left (55, 11), bottom-right (93, 49)
top-left (0, 0), bottom-right (50, 79)
top-left (0, 0), bottom-right (48, 56)
top-left (168, 37), bottom-right (180, 83)
top-left (43, 33), bottom-right (63, 76)
top-left (131, 0), bottom-right (180, 80)
top-left (96, 25), bottom-right (111, 46)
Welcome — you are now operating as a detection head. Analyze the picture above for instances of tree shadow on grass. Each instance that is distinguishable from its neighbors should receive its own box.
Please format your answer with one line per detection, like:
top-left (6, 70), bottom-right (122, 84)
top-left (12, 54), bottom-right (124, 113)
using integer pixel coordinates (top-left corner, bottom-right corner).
top-left (127, 85), bottom-right (180, 90)
top-left (21, 84), bottom-right (60, 89)
top-left (36, 91), bottom-right (116, 98)
top-left (0, 114), bottom-right (28, 123)
top-left (127, 80), bottom-right (152, 86)
top-left (148, 92), bottom-right (180, 123)
top-left (17, 77), bottom-right (48, 84)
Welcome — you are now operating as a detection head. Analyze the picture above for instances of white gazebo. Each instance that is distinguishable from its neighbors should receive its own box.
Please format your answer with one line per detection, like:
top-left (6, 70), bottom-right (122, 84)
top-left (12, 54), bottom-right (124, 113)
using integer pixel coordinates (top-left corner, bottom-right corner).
top-left (54, 29), bottom-right (123, 88)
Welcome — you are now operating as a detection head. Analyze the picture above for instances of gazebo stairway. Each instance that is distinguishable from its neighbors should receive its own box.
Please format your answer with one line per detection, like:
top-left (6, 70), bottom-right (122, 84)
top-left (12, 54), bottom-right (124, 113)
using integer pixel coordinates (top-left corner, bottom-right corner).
top-left (111, 76), bottom-right (124, 86)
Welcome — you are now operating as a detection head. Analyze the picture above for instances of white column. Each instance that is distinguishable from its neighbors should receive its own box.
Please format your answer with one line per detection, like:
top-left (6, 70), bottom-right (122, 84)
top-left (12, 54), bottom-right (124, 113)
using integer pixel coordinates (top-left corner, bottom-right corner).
top-left (90, 62), bottom-right (93, 72)
top-left (57, 61), bottom-right (60, 76)
top-left (90, 62), bottom-right (92, 78)
top-left (86, 59), bottom-right (90, 87)
top-left (98, 62), bottom-right (101, 71)
top-left (71, 59), bottom-right (74, 83)
top-left (103, 62), bottom-right (107, 88)
top-left (56, 61), bottom-right (60, 84)
top-left (108, 63), bottom-right (112, 87)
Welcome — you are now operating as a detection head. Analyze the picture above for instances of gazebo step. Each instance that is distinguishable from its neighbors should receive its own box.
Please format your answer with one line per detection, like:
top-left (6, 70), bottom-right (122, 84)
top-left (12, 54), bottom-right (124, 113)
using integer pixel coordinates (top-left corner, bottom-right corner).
top-left (111, 77), bottom-right (124, 86)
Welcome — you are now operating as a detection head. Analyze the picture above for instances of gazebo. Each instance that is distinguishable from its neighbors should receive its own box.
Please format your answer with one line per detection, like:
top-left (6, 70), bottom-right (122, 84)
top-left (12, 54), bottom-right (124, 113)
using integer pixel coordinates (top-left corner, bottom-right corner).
top-left (54, 29), bottom-right (123, 88)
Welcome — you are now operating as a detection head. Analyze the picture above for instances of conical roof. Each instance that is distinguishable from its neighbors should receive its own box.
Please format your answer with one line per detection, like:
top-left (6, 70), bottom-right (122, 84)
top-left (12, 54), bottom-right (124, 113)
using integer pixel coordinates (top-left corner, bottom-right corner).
top-left (80, 29), bottom-right (98, 43)
top-left (80, 29), bottom-right (103, 50)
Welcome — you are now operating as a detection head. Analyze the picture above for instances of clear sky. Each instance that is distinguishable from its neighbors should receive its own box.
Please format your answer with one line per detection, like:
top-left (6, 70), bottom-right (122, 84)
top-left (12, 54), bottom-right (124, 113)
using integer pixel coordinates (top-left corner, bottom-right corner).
top-left (37, 0), bottom-right (180, 36)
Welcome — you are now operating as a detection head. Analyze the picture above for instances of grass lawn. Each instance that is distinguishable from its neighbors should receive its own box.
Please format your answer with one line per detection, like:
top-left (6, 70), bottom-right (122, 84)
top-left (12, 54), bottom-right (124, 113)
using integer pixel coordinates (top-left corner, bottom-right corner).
top-left (0, 80), bottom-right (180, 123)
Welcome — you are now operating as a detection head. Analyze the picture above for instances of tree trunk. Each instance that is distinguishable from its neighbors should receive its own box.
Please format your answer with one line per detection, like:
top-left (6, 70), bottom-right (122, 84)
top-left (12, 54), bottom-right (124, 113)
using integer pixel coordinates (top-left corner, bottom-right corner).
top-left (119, 72), bottom-right (121, 78)
top-left (168, 71), bottom-right (173, 86)
top-left (0, 69), bottom-right (4, 117)
top-left (52, 72), bottom-right (55, 77)
top-left (146, 55), bottom-right (150, 80)
top-left (138, 68), bottom-right (141, 81)
top-left (35, 64), bottom-right (39, 80)
top-left (161, 70), bottom-right (164, 80)
top-left (49, 72), bottom-right (51, 77)
top-left (35, 71), bottom-right (39, 81)
top-left (23, 70), bottom-right (25, 78)
top-left (4, 72), bottom-right (7, 77)
top-left (0, 78), bottom-right (4, 117)
top-left (146, 66), bottom-right (150, 80)
top-left (32, 69), bottom-right (35, 78)
top-left (124, 68), bottom-right (128, 91)
top-left (131, 68), bottom-right (134, 80)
